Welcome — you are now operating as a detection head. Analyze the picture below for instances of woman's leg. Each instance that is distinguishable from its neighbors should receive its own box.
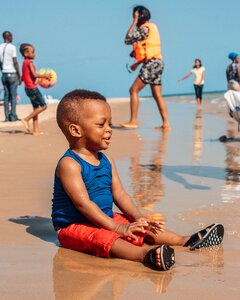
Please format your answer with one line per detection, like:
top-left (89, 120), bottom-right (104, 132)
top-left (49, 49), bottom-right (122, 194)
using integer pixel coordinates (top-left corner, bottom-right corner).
top-left (150, 84), bottom-right (171, 129)
top-left (194, 85), bottom-right (202, 108)
top-left (198, 85), bottom-right (203, 105)
top-left (120, 77), bottom-right (146, 128)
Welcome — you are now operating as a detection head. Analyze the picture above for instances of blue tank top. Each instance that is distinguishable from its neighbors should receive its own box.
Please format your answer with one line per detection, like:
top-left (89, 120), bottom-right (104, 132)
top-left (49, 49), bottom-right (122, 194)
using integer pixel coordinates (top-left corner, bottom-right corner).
top-left (52, 149), bottom-right (113, 227)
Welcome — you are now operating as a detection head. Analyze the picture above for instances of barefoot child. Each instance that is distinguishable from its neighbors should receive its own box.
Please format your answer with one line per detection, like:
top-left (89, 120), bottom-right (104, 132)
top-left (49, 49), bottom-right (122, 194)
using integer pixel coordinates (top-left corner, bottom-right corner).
top-left (52, 89), bottom-right (224, 271)
top-left (19, 43), bottom-right (50, 135)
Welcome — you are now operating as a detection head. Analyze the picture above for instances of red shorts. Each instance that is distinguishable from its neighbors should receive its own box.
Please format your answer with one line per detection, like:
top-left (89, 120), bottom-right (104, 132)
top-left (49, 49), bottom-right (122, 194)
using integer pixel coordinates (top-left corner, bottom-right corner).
top-left (58, 213), bottom-right (146, 258)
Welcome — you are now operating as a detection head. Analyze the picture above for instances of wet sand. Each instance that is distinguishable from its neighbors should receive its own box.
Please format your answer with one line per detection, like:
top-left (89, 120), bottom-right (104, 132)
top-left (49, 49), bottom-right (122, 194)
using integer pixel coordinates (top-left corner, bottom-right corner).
top-left (1, 94), bottom-right (240, 299)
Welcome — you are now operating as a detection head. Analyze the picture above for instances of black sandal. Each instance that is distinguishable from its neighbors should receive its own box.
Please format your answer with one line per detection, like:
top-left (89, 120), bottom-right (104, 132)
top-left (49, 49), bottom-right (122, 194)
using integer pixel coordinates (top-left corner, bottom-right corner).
top-left (184, 223), bottom-right (224, 251)
top-left (148, 245), bottom-right (175, 271)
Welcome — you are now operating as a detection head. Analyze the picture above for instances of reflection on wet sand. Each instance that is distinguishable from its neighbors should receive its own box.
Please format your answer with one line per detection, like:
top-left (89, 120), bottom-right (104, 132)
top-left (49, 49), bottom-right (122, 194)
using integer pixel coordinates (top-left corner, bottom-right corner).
top-left (176, 245), bottom-right (224, 274)
top-left (129, 130), bottom-right (169, 212)
top-left (53, 248), bottom-right (172, 299)
top-left (198, 246), bottom-right (224, 272)
top-left (222, 124), bottom-right (240, 204)
top-left (192, 110), bottom-right (203, 165)
top-left (224, 126), bottom-right (240, 186)
top-left (220, 124), bottom-right (240, 237)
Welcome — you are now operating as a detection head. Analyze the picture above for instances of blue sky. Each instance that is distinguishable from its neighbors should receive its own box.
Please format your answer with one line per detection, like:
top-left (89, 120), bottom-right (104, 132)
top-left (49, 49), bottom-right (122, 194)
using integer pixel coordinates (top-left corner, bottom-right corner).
top-left (1, 0), bottom-right (240, 101)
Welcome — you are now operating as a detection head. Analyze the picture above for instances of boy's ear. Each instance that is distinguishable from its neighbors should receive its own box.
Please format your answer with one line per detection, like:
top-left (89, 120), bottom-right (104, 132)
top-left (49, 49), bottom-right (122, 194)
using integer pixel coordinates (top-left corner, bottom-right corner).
top-left (68, 124), bottom-right (82, 137)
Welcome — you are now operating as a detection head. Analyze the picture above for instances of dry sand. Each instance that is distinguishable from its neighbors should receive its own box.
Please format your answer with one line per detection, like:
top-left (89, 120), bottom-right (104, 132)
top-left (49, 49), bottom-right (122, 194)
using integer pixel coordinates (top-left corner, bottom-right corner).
top-left (0, 95), bottom-right (240, 299)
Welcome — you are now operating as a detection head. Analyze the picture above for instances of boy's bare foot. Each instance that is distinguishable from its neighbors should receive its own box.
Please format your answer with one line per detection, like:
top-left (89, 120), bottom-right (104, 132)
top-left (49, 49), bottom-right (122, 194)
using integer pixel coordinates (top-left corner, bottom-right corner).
top-left (21, 119), bottom-right (30, 132)
top-left (119, 122), bottom-right (138, 129)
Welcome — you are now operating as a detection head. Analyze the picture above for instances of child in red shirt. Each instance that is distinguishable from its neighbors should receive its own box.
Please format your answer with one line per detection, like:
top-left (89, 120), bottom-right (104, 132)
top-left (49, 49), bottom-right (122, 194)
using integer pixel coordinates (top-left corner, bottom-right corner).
top-left (20, 43), bottom-right (51, 135)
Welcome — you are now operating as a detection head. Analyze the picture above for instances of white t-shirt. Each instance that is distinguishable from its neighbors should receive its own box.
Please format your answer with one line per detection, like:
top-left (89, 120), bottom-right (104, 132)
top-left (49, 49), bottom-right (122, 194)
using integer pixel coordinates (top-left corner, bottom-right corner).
top-left (191, 66), bottom-right (205, 85)
top-left (0, 42), bottom-right (17, 73)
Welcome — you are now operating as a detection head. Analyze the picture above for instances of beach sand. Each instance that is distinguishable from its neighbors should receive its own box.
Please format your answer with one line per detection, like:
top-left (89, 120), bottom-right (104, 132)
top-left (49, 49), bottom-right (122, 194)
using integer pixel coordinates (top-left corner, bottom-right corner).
top-left (1, 94), bottom-right (240, 299)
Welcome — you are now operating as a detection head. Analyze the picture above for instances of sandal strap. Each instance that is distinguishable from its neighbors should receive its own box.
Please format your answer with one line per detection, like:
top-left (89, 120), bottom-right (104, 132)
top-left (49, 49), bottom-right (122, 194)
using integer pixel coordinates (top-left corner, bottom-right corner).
top-left (148, 245), bottom-right (175, 271)
top-left (184, 224), bottom-right (214, 247)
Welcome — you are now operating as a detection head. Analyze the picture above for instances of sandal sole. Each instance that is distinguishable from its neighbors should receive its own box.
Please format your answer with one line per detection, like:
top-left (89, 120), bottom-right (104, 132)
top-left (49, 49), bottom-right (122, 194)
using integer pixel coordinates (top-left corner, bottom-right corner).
top-left (190, 224), bottom-right (224, 251)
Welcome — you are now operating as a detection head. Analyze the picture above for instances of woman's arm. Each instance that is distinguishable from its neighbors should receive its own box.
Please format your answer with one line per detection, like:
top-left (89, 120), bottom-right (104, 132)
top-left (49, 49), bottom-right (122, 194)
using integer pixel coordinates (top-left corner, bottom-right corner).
top-left (177, 72), bottom-right (192, 82)
top-left (125, 27), bottom-right (149, 45)
top-left (57, 157), bottom-right (148, 239)
top-left (126, 10), bottom-right (139, 35)
top-left (125, 11), bottom-right (149, 45)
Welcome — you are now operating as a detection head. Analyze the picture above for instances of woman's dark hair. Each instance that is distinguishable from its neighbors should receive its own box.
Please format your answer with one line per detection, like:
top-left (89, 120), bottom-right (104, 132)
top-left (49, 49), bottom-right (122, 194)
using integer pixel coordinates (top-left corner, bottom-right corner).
top-left (193, 59), bottom-right (202, 68)
top-left (133, 5), bottom-right (151, 27)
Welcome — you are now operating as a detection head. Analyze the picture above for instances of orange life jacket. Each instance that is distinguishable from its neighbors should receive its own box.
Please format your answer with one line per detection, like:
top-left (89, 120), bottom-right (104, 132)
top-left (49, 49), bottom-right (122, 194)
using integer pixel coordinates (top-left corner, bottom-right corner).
top-left (133, 22), bottom-right (162, 63)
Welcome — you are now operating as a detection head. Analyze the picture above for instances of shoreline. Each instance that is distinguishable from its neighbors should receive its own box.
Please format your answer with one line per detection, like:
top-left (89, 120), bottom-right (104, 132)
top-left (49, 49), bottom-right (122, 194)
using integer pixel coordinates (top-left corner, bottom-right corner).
top-left (0, 92), bottom-right (228, 130)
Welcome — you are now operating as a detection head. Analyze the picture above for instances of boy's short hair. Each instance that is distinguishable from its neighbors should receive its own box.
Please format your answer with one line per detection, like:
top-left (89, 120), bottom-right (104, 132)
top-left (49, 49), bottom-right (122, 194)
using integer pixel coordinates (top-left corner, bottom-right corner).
top-left (19, 43), bottom-right (33, 56)
top-left (57, 89), bottom-right (106, 133)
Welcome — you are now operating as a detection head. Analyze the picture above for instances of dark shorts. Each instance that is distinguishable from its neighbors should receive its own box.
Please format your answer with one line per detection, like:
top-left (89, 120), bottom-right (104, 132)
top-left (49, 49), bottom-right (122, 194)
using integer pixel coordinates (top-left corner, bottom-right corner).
top-left (139, 58), bottom-right (164, 85)
top-left (25, 88), bottom-right (46, 108)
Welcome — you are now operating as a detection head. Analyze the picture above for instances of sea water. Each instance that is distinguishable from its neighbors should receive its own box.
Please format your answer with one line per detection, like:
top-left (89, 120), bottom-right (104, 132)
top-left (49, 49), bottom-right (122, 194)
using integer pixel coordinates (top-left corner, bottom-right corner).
top-left (114, 93), bottom-right (240, 235)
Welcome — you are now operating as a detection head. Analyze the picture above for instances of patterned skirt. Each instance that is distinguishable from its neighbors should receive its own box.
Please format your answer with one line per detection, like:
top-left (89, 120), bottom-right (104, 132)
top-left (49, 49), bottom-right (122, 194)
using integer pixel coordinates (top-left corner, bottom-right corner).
top-left (139, 58), bottom-right (164, 85)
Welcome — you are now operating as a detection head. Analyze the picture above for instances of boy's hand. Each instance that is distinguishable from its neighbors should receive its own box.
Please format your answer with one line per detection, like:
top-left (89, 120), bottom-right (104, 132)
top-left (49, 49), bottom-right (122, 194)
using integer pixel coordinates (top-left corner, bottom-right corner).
top-left (144, 213), bottom-right (165, 223)
top-left (114, 220), bottom-right (148, 241)
top-left (45, 73), bottom-right (52, 80)
top-left (136, 213), bottom-right (165, 235)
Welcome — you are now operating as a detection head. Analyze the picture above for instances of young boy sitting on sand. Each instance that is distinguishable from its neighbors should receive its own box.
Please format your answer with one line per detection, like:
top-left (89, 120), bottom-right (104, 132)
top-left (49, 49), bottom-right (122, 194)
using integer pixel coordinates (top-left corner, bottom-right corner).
top-left (52, 89), bottom-right (224, 271)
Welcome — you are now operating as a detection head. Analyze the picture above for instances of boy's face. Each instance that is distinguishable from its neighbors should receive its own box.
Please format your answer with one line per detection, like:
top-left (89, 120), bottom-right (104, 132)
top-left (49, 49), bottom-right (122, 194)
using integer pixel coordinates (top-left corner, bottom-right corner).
top-left (24, 46), bottom-right (35, 59)
top-left (79, 100), bottom-right (112, 151)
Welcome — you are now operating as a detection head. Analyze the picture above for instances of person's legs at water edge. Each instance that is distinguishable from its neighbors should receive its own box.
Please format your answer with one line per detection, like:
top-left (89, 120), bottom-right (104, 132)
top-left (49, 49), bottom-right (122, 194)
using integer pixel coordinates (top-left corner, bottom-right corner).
top-left (8, 73), bottom-right (19, 121)
top-left (33, 107), bottom-right (46, 135)
top-left (194, 84), bottom-right (203, 108)
top-left (198, 85), bottom-right (203, 107)
top-left (21, 106), bottom-right (46, 134)
top-left (151, 84), bottom-right (171, 130)
top-left (119, 77), bottom-right (146, 128)
top-left (21, 88), bottom-right (47, 134)
top-left (2, 73), bottom-right (10, 121)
